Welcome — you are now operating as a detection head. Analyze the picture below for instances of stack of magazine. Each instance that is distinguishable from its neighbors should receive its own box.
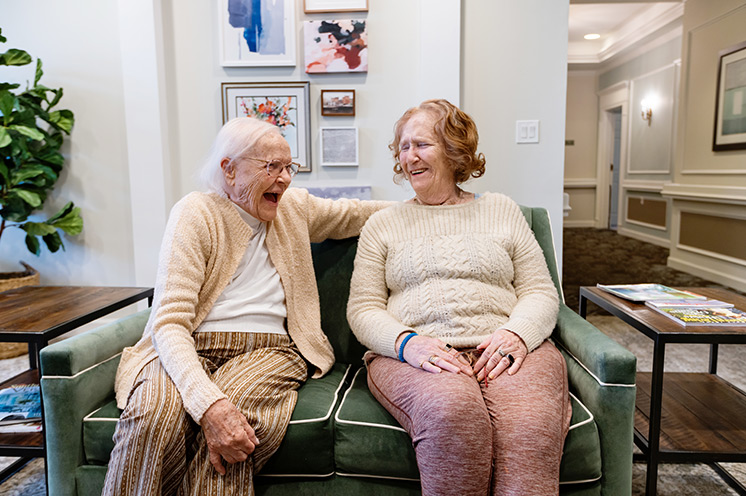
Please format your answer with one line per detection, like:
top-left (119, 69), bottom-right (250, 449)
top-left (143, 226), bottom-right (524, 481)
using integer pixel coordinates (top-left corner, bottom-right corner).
top-left (0, 383), bottom-right (42, 433)
top-left (596, 283), bottom-right (746, 326)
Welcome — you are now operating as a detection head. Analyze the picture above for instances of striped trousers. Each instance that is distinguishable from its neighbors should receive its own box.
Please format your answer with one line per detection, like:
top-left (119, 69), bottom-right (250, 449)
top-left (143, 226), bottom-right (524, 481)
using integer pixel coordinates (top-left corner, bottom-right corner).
top-left (102, 332), bottom-right (308, 496)
top-left (366, 341), bottom-right (571, 496)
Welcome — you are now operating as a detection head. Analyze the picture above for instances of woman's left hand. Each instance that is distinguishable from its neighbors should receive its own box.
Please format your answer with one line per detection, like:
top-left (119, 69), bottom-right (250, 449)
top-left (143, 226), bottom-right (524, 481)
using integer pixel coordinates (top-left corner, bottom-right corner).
top-left (472, 328), bottom-right (528, 382)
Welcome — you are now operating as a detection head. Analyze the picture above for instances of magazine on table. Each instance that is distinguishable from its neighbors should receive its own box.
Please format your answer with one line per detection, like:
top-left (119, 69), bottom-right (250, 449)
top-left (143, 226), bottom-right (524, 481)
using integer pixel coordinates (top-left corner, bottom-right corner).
top-left (645, 304), bottom-right (746, 326)
top-left (0, 384), bottom-right (41, 424)
top-left (0, 420), bottom-right (42, 433)
top-left (596, 283), bottom-right (707, 302)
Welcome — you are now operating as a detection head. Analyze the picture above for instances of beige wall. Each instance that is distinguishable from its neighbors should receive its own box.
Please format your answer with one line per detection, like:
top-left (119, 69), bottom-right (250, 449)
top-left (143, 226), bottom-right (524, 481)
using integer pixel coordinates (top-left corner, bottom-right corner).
top-left (665, 0), bottom-right (746, 291)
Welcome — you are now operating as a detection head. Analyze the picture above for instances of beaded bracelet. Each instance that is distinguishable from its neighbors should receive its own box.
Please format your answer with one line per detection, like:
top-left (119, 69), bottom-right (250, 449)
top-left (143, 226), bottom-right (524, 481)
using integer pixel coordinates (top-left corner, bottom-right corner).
top-left (398, 332), bottom-right (417, 362)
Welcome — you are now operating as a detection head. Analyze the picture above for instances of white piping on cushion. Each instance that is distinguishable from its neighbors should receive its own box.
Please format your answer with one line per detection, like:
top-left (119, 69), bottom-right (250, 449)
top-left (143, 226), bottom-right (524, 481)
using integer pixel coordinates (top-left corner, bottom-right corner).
top-left (83, 405), bottom-right (118, 422)
top-left (257, 471), bottom-right (335, 478)
top-left (334, 368), bottom-right (406, 432)
top-left (290, 364), bottom-right (351, 425)
top-left (568, 392), bottom-right (594, 431)
top-left (560, 475), bottom-right (603, 485)
top-left (554, 340), bottom-right (635, 388)
top-left (41, 353), bottom-right (122, 380)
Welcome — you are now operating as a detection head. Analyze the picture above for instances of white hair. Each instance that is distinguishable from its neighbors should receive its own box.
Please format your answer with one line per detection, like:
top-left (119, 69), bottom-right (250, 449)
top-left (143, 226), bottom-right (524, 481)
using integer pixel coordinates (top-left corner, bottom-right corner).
top-left (199, 117), bottom-right (281, 195)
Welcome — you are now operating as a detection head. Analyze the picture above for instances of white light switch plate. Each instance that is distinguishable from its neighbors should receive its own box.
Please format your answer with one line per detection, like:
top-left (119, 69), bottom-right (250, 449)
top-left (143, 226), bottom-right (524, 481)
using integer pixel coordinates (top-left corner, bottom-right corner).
top-left (516, 120), bottom-right (539, 144)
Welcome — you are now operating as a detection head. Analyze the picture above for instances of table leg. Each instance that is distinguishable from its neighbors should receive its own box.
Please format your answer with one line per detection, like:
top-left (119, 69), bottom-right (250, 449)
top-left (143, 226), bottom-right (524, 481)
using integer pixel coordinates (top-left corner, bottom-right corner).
top-left (709, 343), bottom-right (719, 375)
top-left (645, 338), bottom-right (666, 496)
top-left (579, 294), bottom-right (588, 318)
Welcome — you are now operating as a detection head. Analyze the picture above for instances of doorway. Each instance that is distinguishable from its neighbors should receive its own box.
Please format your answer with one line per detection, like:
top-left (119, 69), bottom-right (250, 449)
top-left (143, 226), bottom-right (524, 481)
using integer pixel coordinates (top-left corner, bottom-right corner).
top-left (609, 108), bottom-right (622, 230)
top-left (595, 82), bottom-right (628, 230)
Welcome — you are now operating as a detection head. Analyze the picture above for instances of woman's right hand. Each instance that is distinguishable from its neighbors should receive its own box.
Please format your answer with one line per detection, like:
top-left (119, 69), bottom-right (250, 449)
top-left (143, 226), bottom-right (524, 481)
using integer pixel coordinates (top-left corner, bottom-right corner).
top-left (399, 334), bottom-right (473, 375)
top-left (200, 398), bottom-right (260, 475)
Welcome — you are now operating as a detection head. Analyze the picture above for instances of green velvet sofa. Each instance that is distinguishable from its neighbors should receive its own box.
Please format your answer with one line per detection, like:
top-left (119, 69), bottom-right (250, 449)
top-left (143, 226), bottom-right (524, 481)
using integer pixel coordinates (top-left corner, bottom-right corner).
top-left (40, 206), bottom-right (637, 496)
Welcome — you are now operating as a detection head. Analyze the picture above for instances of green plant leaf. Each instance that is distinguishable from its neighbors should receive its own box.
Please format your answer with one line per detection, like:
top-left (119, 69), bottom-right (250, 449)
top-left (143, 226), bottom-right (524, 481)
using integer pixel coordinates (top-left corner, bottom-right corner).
top-left (0, 83), bottom-right (20, 92)
top-left (48, 109), bottom-right (74, 133)
top-left (34, 59), bottom-right (43, 86)
top-left (24, 234), bottom-right (41, 255)
top-left (0, 48), bottom-right (32, 66)
top-left (48, 88), bottom-right (62, 108)
top-left (35, 150), bottom-right (64, 167)
top-left (13, 188), bottom-right (42, 207)
top-left (10, 167), bottom-right (45, 185)
top-left (49, 203), bottom-right (83, 235)
top-left (43, 232), bottom-right (63, 252)
top-left (0, 28), bottom-right (6, 44)
top-left (20, 221), bottom-right (56, 237)
top-left (0, 92), bottom-right (15, 124)
top-left (9, 124), bottom-right (45, 141)
top-left (0, 127), bottom-right (10, 148)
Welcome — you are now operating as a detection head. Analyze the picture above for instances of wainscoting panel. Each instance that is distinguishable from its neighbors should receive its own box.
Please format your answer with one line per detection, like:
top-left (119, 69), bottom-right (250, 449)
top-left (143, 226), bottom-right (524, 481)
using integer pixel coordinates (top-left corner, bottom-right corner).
top-left (627, 196), bottom-right (667, 229)
top-left (679, 212), bottom-right (746, 262)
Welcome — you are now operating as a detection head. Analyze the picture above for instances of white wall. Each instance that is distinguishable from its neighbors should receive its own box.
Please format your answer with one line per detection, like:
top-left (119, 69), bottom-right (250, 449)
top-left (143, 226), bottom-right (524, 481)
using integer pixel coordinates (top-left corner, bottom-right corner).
top-left (0, 0), bottom-right (136, 286)
top-left (1, 0), bottom-right (569, 286)
top-left (462, 0), bottom-right (569, 262)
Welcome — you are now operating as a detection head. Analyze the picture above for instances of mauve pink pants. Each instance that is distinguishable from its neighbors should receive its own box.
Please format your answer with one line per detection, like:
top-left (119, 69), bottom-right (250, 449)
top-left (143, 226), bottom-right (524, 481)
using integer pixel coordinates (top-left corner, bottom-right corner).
top-left (366, 341), bottom-right (571, 496)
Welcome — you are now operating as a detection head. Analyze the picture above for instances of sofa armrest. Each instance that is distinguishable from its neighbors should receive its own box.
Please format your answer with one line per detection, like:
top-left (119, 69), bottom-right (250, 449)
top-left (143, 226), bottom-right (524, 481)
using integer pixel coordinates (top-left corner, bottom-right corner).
top-left (552, 304), bottom-right (636, 496)
top-left (40, 309), bottom-right (150, 496)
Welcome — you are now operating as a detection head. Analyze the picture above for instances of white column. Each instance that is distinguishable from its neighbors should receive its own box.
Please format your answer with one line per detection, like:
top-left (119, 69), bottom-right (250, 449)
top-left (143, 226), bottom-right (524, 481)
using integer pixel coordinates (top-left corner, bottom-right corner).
top-left (117, 0), bottom-right (171, 287)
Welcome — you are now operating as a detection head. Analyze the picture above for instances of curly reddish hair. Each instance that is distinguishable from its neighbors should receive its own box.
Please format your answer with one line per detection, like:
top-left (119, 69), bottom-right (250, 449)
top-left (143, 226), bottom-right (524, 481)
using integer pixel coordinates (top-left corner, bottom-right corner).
top-left (389, 99), bottom-right (486, 184)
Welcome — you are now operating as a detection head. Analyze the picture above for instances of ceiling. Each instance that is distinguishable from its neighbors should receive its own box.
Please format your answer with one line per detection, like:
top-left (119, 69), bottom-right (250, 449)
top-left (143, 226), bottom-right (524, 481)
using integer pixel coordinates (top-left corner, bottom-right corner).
top-left (568, 0), bottom-right (684, 65)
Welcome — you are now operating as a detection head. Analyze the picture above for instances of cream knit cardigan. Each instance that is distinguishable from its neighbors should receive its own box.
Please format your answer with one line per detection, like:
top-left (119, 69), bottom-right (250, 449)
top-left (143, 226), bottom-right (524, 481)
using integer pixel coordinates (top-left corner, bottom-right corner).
top-left (115, 188), bottom-right (387, 423)
top-left (347, 193), bottom-right (559, 358)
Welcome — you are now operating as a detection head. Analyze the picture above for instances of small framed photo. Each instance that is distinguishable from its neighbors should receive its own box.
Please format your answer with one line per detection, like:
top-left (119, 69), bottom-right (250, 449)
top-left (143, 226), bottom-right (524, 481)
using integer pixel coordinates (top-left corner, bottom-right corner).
top-left (713, 40), bottom-right (746, 151)
top-left (321, 89), bottom-right (356, 116)
top-left (320, 127), bottom-right (358, 166)
top-left (304, 0), bottom-right (368, 13)
top-left (221, 82), bottom-right (311, 172)
top-left (218, 0), bottom-right (296, 67)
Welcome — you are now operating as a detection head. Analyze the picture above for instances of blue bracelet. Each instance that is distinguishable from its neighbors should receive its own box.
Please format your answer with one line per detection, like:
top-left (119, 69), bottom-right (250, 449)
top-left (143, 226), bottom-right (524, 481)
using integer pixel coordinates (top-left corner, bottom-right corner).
top-left (398, 332), bottom-right (417, 362)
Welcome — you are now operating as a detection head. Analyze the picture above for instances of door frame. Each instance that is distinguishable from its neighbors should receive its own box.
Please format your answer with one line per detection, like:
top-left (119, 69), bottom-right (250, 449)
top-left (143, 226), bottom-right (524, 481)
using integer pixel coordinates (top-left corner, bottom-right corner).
top-left (595, 81), bottom-right (629, 229)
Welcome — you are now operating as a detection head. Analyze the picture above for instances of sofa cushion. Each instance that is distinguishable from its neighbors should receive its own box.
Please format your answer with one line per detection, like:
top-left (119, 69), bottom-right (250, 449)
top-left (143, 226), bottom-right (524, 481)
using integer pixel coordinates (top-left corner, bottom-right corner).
top-left (82, 363), bottom-right (351, 477)
top-left (333, 368), bottom-right (602, 485)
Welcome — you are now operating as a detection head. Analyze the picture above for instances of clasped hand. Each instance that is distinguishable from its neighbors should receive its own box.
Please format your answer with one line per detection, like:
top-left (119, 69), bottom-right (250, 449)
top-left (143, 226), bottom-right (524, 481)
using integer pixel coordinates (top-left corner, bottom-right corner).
top-left (401, 329), bottom-right (528, 381)
top-left (200, 398), bottom-right (260, 475)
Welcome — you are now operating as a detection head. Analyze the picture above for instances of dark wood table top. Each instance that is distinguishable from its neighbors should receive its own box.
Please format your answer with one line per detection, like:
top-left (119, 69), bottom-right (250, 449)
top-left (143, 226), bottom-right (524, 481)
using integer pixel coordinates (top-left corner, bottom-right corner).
top-left (0, 286), bottom-right (153, 337)
top-left (580, 286), bottom-right (746, 339)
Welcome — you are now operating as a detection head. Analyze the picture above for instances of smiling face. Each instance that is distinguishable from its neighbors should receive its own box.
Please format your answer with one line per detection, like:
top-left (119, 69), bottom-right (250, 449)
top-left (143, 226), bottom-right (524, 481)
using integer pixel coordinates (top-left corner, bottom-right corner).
top-left (398, 111), bottom-right (458, 205)
top-left (221, 132), bottom-right (292, 222)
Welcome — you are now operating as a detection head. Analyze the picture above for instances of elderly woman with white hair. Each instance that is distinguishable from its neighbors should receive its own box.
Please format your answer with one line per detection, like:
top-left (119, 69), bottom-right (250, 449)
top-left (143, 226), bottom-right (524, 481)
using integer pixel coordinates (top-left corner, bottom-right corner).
top-left (103, 117), bottom-right (388, 495)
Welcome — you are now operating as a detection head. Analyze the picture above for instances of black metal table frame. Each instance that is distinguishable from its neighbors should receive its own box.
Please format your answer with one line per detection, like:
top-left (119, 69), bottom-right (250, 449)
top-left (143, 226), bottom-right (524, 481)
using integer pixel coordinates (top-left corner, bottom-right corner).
top-left (579, 287), bottom-right (746, 496)
top-left (0, 288), bottom-right (154, 487)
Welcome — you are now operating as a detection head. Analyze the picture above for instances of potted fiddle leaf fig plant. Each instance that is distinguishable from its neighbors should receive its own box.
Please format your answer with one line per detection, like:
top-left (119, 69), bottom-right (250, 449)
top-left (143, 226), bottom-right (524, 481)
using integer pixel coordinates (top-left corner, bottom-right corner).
top-left (0, 27), bottom-right (82, 292)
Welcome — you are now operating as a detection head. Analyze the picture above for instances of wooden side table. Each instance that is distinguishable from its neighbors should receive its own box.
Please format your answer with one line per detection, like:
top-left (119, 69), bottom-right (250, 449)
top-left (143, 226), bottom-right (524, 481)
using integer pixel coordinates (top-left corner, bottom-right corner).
top-left (0, 286), bottom-right (153, 483)
top-left (579, 286), bottom-right (746, 496)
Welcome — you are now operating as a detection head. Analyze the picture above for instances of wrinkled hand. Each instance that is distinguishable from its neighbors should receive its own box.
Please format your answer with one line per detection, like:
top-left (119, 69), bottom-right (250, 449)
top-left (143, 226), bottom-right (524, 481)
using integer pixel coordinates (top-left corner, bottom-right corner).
top-left (473, 329), bottom-right (528, 382)
top-left (399, 334), bottom-right (473, 376)
top-left (200, 398), bottom-right (260, 475)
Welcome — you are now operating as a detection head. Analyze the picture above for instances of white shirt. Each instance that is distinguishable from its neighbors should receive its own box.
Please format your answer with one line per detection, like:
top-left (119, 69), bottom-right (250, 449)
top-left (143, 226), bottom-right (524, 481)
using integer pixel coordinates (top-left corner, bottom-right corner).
top-left (196, 204), bottom-right (288, 334)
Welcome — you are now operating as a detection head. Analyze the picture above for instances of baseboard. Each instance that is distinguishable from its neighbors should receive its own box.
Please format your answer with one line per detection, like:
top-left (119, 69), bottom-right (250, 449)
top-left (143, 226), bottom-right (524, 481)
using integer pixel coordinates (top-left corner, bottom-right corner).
top-left (667, 256), bottom-right (746, 293)
top-left (564, 220), bottom-right (596, 228)
top-left (617, 227), bottom-right (670, 248)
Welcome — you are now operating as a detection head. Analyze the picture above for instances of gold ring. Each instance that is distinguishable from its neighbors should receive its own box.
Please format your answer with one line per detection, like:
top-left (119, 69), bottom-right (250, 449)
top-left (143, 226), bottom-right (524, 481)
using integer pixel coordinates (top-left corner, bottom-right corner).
top-left (428, 355), bottom-right (439, 365)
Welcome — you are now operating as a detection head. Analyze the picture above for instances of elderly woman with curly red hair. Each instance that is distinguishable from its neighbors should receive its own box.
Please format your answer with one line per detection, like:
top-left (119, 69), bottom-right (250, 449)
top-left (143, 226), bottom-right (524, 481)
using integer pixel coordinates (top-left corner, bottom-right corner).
top-left (347, 99), bottom-right (572, 495)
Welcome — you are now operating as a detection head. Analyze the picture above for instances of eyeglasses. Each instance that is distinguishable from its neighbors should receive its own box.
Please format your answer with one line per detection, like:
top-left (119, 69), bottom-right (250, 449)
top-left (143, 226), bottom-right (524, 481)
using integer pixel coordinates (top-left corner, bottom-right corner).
top-left (245, 157), bottom-right (300, 177)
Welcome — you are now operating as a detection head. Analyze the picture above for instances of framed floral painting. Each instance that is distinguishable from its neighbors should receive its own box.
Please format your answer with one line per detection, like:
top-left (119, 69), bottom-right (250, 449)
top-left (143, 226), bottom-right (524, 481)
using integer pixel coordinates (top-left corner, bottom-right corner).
top-left (221, 82), bottom-right (311, 172)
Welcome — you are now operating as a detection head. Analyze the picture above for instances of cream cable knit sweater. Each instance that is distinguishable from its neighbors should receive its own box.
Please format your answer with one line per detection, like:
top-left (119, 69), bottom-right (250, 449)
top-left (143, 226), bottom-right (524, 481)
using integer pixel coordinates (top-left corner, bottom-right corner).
top-left (347, 193), bottom-right (559, 359)
top-left (115, 188), bottom-right (387, 423)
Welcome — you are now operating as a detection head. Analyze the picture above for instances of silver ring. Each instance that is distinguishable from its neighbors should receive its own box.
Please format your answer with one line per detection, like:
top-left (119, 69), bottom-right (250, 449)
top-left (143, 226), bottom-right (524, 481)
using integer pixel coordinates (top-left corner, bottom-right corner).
top-left (444, 343), bottom-right (454, 351)
top-left (428, 355), bottom-right (439, 365)
top-left (497, 349), bottom-right (507, 357)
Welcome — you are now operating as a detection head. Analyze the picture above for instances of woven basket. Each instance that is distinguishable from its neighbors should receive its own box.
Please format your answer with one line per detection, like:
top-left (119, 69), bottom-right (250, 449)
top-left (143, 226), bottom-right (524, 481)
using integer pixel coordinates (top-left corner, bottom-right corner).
top-left (0, 262), bottom-right (40, 359)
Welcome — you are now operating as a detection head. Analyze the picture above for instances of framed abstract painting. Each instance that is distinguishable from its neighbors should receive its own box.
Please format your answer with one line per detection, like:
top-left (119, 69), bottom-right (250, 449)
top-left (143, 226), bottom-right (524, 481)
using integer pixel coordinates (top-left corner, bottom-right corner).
top-left (219, 0), bottom-right (296, 67)
top-left (221, 82), bottom-right (312, 172)
top-left (303, 0), bottom-right (368, 13)
top-left (304, 20), bottom-right (367, 73)
top-left (713, 40), bottom-right (746, 151)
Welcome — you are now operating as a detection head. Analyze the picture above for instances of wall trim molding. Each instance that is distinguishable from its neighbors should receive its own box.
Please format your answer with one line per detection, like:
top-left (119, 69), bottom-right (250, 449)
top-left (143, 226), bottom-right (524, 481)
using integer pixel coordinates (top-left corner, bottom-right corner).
top-left (617, 226), bottom-right (670, 248)
top-left (564, 179), bottom-right (597, 188)
top-left (681, 169), bottom-right (746, 175)
top-left (676, 243), bottom-right (746, 269)
top-left (563, 220), bottom-right (596, 228)
top-left (622, 180), bottom-right (666, 192)
top-left (625, 218), bottom-right (667, 232)
top-left (668, 256), bottom-right (746, 293)
top-left (661, 184), bottom-right (746, 206)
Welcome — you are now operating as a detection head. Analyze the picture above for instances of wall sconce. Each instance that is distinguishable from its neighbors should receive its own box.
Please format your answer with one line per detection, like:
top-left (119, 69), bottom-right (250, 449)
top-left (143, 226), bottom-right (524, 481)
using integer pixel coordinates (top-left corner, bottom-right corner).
top-left (640, 99), bottom-right (653, 126)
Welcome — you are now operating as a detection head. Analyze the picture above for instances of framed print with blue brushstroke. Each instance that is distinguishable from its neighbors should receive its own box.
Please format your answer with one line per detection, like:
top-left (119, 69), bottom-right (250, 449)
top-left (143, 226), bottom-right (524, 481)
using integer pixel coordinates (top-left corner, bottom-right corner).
top-left (219, 0), bottom-right (296, 67)
top-left (713, 40), bottom-right (746, 151)
top-left (221, 82), bottom-right (311, 172)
